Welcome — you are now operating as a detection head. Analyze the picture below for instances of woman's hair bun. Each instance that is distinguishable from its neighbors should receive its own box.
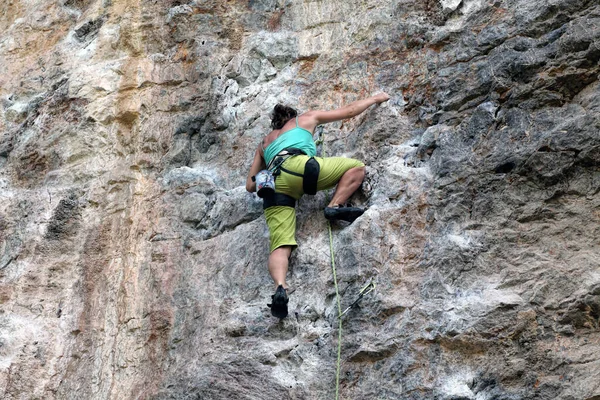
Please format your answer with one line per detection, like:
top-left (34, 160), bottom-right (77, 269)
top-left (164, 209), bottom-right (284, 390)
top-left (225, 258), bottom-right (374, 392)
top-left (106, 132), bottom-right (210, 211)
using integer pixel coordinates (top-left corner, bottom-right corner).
top-left (270, 104), bottom-right (298, 130)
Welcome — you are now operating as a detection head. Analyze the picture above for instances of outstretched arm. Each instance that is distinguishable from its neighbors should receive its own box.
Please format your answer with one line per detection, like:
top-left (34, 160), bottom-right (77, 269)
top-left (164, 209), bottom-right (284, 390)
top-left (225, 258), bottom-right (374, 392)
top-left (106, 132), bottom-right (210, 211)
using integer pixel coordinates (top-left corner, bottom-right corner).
top-left (301, 92), bottom-right (390, 132)
top-left (246, 147), bottom-right (266, 192)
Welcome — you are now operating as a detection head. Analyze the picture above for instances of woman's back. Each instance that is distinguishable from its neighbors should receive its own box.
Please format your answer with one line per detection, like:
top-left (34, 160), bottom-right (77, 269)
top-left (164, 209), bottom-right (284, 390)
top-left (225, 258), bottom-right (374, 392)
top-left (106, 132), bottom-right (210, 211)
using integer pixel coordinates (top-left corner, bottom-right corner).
top-left (262, 115), bottom-right (316, 165)
top-left (262, 115), bottom-right (312, 147)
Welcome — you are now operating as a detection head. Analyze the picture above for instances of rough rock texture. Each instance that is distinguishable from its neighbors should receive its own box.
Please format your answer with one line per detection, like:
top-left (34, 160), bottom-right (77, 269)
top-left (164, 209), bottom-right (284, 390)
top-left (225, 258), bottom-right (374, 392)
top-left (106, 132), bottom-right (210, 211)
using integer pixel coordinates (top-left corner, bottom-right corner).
top-left (1, 0), bottom-right (599, 399)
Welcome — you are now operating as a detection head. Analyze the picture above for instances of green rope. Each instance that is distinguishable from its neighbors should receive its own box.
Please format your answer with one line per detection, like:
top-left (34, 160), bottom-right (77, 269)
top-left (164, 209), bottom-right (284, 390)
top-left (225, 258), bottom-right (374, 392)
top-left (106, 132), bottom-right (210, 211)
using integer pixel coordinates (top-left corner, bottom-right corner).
top-left (321, 127), bottom-right (343, 400)
top-left (328, 220), bottom-right (343, 400)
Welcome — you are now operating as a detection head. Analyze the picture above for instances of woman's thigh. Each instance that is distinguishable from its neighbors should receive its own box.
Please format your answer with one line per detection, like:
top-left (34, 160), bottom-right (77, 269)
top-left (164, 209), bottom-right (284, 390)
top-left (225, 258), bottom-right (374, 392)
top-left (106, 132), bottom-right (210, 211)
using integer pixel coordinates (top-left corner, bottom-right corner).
top-left (316, 157), bottom-right (364, 191)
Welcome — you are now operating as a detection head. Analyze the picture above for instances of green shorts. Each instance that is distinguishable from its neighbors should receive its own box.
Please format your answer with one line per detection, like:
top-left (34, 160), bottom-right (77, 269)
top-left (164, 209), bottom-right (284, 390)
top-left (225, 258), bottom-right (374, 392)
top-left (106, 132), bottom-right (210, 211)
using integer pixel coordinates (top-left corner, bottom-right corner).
top-left (265, 156), bottom-right (365, 252)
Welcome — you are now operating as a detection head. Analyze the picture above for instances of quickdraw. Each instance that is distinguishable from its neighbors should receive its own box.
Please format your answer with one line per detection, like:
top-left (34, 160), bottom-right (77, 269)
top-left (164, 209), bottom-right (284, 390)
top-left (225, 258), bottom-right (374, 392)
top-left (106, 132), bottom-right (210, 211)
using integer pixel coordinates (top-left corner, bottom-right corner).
top-left (340, 280), bottom-right (376, 318)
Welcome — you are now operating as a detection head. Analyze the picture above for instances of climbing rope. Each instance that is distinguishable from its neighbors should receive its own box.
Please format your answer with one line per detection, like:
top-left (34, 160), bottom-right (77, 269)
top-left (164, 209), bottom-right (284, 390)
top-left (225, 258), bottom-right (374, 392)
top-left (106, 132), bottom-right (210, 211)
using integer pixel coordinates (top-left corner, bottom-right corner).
top-left (327, 220), bottom-right (343, 400)
top-left (320, 126), bottom-right (343, 400)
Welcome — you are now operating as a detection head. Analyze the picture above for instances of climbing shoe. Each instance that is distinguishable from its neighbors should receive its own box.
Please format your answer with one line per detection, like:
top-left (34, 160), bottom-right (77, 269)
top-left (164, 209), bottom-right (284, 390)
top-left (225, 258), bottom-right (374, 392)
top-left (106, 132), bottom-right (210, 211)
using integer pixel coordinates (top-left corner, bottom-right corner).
top-left (267, 285), bottom-right (289, 319)
top-left (324, 205), bottom-right (365, 223)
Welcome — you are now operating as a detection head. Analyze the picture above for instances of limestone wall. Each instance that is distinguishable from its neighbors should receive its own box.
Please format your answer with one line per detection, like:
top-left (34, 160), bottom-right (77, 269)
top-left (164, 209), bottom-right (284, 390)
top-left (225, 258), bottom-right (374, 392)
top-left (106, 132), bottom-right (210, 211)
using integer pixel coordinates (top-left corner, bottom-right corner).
top-left (0, 0), bottom-right (599, 399)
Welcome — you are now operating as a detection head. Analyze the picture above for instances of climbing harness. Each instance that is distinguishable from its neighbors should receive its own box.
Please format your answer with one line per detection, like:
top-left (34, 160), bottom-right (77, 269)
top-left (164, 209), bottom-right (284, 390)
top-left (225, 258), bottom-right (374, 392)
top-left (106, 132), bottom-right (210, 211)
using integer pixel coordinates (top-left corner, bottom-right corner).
top-left (272, 148), bottom-right (320, 196)
top-left (259, 147), bottom-right (320, 208)
top-left (262, 192), bottom-right (295, 209)
top-left (254, 149), bottom-right (299, 198)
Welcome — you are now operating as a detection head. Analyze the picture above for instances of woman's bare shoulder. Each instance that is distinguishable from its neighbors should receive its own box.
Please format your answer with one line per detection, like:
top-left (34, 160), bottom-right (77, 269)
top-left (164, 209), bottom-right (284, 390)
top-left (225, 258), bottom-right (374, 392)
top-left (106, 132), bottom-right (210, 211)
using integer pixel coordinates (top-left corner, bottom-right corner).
top-left (261, 129), bottom-right (280, 149)
top-left (297, 112), bottom-right (319, 132)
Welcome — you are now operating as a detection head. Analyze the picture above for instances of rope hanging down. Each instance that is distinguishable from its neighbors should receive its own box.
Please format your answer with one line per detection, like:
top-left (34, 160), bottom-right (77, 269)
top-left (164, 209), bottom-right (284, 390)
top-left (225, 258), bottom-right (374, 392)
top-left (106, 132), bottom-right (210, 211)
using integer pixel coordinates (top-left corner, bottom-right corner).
top-left (319, 125), bottom-right (376, 400)
top-left (320, 126), bottom-right (343, 400)
top-left (327, 220), bottom-right (343, 400)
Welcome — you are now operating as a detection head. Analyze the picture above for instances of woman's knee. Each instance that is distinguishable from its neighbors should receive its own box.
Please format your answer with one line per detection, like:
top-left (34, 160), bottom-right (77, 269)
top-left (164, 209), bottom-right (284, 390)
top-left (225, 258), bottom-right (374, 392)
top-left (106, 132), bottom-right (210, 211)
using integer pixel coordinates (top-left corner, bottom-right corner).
top-left (347, 166), bottom-right (365, 182)
top-left (271, 245), bottom-right (292, 258)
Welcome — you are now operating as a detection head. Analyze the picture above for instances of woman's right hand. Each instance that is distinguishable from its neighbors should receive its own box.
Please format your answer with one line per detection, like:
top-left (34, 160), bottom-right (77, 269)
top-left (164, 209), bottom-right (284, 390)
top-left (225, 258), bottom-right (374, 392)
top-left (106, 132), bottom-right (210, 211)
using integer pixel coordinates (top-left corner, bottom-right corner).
top-left (372, 92), bottom-right (391, 104)
top-left (303, 91), bottom-right (392, 129)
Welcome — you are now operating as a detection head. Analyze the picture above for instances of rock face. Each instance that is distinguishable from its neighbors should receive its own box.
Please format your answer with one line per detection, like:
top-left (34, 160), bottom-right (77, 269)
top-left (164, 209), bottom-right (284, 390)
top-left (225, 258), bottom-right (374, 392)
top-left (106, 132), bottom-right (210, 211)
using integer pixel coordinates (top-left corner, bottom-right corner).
top-left (0, 0), bottom-right (599, 399)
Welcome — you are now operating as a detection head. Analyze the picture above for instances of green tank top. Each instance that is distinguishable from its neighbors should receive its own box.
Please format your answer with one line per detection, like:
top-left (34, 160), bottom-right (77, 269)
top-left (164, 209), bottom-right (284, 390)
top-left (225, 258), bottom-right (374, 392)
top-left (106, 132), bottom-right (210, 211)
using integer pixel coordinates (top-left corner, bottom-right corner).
top-left (263, 116), bottom-right (317, 166)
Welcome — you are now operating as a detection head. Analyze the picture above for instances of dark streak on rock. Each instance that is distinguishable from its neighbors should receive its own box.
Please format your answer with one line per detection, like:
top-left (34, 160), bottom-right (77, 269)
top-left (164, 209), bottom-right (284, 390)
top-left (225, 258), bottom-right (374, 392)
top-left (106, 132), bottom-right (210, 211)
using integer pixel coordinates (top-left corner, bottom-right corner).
top-left (74, 18), bottom-right (104, 43)
top-left (45, 194), bottom-right (81, 240)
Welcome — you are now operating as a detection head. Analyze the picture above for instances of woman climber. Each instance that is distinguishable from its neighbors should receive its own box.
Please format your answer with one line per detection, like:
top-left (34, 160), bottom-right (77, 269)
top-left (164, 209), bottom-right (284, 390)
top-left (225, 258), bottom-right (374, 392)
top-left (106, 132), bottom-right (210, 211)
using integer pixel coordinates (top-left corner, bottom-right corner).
top-left (246, 92), bottom-right (391, 318)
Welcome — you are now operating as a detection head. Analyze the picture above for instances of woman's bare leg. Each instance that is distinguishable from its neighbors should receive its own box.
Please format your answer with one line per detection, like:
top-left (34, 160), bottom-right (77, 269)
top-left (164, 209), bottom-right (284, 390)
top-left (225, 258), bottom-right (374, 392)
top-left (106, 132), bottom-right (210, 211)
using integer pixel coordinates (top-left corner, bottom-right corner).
top-left (328, 166), bottom-right (365, 207)
top-left (268, 246), bottom-right (292, 289)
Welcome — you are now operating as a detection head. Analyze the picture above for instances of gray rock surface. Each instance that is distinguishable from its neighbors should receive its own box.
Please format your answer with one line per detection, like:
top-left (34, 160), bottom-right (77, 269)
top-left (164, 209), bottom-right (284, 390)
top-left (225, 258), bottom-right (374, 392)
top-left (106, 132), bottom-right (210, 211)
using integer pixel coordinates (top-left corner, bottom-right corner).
top-left (0, 0), bottom-right (599, 399)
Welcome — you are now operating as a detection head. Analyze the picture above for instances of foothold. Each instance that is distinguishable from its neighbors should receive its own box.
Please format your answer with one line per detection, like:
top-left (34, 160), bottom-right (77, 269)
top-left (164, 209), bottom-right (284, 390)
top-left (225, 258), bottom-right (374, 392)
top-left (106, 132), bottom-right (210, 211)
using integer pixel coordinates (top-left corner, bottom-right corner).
top-left (494, 161), bottom-right (516, 174)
